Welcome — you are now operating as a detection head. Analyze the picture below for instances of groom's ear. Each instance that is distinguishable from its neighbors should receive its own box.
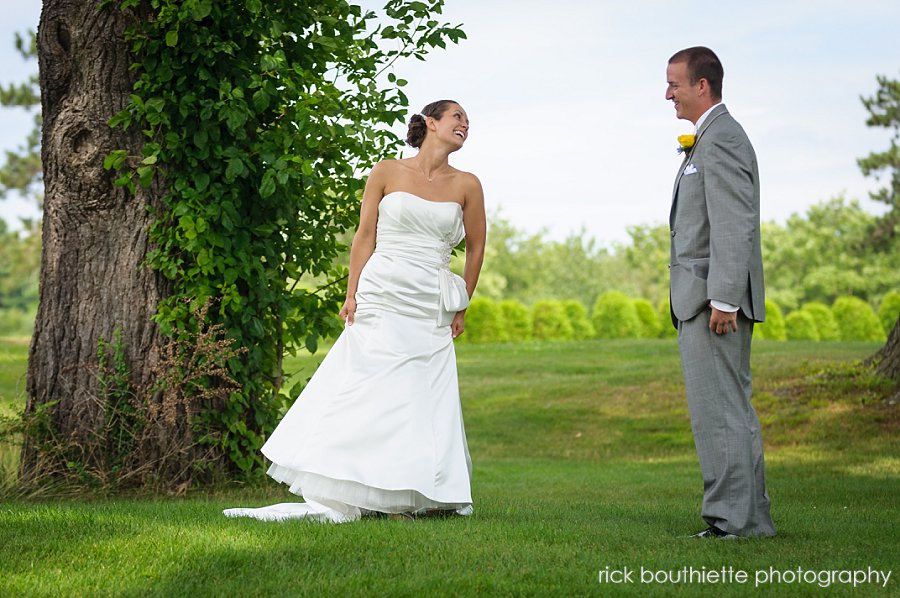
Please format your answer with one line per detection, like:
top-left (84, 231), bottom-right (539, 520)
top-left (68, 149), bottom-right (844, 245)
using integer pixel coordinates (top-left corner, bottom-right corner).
top-left (696, 78), bottom-right (711, 98)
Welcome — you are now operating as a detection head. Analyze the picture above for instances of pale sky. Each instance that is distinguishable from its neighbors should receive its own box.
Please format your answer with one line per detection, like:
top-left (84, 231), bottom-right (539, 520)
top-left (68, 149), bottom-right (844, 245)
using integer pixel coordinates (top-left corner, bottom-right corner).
top-left (2, 1), bottom-right (899, 245)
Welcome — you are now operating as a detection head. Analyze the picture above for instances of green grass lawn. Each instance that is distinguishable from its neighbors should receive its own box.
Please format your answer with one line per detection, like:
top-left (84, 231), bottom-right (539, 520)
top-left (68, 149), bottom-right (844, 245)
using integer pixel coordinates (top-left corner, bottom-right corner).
top-left (0, 338), bottom-right (897, 596)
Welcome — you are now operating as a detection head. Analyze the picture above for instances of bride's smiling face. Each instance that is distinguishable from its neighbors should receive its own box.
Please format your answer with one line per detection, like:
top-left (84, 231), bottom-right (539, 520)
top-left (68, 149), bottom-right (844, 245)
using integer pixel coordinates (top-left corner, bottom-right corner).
top-left (428, 104), bottom-right (469, 148)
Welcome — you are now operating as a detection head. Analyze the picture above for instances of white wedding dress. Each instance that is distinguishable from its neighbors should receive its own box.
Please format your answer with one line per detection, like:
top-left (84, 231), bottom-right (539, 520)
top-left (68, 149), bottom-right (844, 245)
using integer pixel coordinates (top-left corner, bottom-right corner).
top-left (224, 191), bottom-right (473, 523)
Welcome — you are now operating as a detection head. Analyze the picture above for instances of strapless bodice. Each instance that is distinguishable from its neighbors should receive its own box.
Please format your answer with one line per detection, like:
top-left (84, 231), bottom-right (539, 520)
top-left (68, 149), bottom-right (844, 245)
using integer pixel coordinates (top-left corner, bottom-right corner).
top-left (354, 191), bottom-right (469, 327)
top-left (374, 191), bottom-right (465, 268)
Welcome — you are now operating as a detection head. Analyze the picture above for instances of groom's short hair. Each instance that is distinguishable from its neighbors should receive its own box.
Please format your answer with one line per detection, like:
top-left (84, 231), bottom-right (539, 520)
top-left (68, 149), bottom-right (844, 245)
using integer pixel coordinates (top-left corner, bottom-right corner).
top-left (669, 46), bottom-right (723, 101)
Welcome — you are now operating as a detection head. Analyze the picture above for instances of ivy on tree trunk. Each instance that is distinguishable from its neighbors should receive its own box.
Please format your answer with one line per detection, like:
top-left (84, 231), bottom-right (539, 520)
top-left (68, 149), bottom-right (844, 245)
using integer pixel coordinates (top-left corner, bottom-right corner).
top-left (24, 0), bottom-right (465, 489)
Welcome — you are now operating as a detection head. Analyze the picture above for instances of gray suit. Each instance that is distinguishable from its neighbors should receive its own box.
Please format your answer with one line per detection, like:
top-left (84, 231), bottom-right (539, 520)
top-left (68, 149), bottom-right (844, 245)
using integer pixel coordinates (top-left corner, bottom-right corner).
top-left (669, 104), bottom-right (775, 537)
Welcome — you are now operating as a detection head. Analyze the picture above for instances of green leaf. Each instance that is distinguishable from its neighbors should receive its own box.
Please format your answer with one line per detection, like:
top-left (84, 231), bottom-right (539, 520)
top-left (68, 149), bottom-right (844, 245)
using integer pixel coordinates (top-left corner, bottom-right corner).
top-left (225, 157), bottom-right (246, 181)
top-left (195, 172), bottom-right (210, 192)
top-left (103, 150), bottom-right (127, 171)
top-left (259, 170), bottom-right (277, 198)
top-left (191, 0), bottom-right (212, 20)
top-left (165, 30), bottom-right (178, 47)
top-left (252, 89), bottom-right (269, 111)
top-left (137, 166), bottom-right (154, 188)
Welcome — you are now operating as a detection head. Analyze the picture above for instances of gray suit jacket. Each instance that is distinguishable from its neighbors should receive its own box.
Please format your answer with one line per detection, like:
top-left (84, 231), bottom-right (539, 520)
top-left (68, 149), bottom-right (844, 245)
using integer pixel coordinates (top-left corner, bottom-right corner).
top-left (669, 104), bottom-right (765, 327)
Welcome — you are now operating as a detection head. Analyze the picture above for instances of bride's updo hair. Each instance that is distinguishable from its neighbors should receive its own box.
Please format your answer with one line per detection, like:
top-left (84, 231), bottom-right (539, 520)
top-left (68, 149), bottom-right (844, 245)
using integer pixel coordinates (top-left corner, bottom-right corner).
top-left (405, 99), bottom-right (460, 148)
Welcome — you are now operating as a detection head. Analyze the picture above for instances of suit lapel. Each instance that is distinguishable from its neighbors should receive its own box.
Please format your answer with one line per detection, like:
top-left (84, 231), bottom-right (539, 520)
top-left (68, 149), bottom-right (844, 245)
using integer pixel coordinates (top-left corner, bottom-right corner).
top-left (669, 104), bottom-right (730, 226)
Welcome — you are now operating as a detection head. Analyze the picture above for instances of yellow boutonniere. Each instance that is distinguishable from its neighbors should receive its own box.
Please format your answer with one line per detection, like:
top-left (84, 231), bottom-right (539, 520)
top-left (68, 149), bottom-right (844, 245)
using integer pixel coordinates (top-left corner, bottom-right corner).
top-left (677, 134), bottom-right (695, 154)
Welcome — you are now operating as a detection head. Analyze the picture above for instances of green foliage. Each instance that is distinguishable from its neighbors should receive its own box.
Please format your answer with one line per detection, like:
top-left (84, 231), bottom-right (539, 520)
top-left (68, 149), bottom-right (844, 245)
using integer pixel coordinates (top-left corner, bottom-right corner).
top-left (785, 310), bottom-right (820, 341)
top-left (801, 301), bottom-right (841, 341)
top-left (561, 300), bottom-right (594, 340)
top-left (0, 31), bottom-right (42, 209)
top-left (463, 298), bottom-right (507, 344)
top-left (878, 291), bottom-right (900, 334)
top-left (755, 299), bottom-right (786, 341)
top-left (0, 219), bottom-right (40, 331)
top-left (858, 74), bottom-right (900, 245)
top-left (531, 300), bottom-right (573, 341)
top-left (498, 299), bottom-right (530, 342)
top-left (632, 297), bottom-right (661, 339)
top-left (591, 291), bottom-right (641, 339)
top-left (105, 0), bottom-right (465, 474)
top-left (481, 216), bottom-right (623, 309)
top-left (616, 224), bottom-right (670, 304)
top-left (96, 327), bottom-right (143, 474)
top-left (832, 296), bottom-right (886, 342)
top-left (478, 199), bottom-right (899, 319)
top-left (761, 198), bottom-right (900, 311)
top-left (656, 297), bottom-right (677, 338)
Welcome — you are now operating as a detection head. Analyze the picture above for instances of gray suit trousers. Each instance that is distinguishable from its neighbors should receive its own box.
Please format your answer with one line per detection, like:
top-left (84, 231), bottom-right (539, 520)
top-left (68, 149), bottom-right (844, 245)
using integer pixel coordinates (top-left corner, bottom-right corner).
top-left (678, 310), bottom-right (776, 537)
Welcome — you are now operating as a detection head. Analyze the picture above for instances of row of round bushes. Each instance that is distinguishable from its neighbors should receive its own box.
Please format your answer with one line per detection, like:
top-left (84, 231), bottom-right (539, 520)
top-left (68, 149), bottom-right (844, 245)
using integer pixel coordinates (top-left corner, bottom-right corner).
top-left (459, 292), bottom-right (675, 344)
top-left (757, 293), bottom-right (898, 342)
top-left (459, 291), bottom-right (899, 344)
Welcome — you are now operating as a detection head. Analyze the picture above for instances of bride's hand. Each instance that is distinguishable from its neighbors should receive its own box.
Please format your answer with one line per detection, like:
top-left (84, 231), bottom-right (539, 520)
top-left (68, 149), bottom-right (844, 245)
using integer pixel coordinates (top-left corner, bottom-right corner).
top-left (340, 297), bottom-right (357, 326)
top-left (451, 310), bottom-right (466, 338)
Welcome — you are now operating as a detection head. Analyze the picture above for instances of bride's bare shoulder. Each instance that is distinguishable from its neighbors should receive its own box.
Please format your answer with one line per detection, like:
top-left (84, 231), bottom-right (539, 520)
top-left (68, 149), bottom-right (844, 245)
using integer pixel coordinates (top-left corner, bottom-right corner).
top-left (372, 158), bottom-right (415, 174)
top-left (454, 169), bottom-right (482, 195)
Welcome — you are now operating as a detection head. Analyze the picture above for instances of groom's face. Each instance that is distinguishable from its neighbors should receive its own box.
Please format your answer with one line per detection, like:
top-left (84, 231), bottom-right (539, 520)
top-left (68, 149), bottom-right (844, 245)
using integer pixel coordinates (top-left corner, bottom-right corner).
top-left (666, 61), bottom-right (701, 123)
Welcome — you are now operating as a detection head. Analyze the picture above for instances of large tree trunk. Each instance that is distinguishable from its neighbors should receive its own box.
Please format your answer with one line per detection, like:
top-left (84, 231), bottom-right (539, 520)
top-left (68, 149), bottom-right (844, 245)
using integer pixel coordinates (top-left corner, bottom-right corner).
top-left (22, 1), bottom-right (170, 483)
top-left (872, 315), bottom-right (900, 382)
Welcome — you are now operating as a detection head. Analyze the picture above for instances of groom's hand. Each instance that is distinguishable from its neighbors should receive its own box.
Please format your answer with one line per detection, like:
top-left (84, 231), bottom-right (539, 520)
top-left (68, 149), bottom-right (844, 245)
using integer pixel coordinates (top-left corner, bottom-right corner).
top-left (708, 305), bottom-right (738, 334)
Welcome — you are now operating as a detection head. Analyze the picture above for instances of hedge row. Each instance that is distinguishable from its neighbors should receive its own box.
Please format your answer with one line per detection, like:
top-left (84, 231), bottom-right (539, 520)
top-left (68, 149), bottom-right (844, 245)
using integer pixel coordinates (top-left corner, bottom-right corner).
top-left (460, 292), bottom-right (896, 344)
top-left (757, 296), bottom-right (890, 342)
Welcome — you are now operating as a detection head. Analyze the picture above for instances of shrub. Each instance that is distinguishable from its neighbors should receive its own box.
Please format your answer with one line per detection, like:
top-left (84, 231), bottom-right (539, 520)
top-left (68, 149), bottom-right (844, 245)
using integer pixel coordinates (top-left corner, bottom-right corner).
top-left (832, 296), bottom-right (886, 342)
top-left (462, 298), bottom-right (507, 344)
top-left (532, 300), bottom-right (574, 341)
top-left (591, 291), bottom-right (642, 339)
top-left (801, 302), bottom-right (840, 341)
top-left (755, 299), bottom-right (786, 341)
top-left (632, 298), bottom-right (661, 339)
top-left (657, 297), bottom-right (677, 338)
top-left (785, 310), bottom-right (819, 341)
top-left (562, 300), bottom-right (594, 340)
top-left (877, 291), bottom-right (900, 335)
top-left (499, 299), bottom-right (531, 341)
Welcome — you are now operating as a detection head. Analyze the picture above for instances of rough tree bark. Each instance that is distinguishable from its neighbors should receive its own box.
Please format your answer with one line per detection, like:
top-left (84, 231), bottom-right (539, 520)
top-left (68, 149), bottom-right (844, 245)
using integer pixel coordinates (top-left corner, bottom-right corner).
top-left (22, 1), bottom-right (170, 481)
top-left (871, 315), bottom-right (900, 383)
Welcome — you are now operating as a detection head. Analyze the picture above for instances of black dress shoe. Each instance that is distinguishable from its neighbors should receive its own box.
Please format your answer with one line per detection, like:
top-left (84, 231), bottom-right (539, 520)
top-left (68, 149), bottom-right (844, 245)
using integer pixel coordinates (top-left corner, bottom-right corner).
top-left (691, 526), bottom-right (742, 540)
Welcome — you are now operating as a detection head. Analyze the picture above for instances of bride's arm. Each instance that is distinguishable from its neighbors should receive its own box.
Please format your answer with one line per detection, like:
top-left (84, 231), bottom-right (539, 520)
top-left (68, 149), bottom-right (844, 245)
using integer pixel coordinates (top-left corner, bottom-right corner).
top-left (461, 174), bottom-right (486, 298)
top-left (450, 174), bottom-right (485, 339)
top-left (340, 162), bottom-right (387, 325)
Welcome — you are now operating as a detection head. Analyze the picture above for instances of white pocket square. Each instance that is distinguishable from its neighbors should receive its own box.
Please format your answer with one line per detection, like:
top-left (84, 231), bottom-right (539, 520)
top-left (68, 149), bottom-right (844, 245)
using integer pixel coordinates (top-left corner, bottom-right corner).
top-left (684, 164), bottom-right (698, 175)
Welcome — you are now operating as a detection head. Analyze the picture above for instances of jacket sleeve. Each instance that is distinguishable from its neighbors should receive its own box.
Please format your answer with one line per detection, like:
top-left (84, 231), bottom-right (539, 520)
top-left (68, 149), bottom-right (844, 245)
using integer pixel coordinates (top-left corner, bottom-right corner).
top-left (702, 127), bottom-right (758, 306)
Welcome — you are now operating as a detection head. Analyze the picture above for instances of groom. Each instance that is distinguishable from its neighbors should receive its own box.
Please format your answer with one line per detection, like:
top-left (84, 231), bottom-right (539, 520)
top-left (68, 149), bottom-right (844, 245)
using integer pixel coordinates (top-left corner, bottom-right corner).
top-left (665, 47), bottom-right (775, 539)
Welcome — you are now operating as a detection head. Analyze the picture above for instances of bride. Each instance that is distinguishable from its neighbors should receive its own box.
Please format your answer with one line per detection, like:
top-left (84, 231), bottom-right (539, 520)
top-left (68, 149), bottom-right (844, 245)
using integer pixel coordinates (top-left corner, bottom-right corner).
top-left (224, 100), bottom-right (485, 522)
